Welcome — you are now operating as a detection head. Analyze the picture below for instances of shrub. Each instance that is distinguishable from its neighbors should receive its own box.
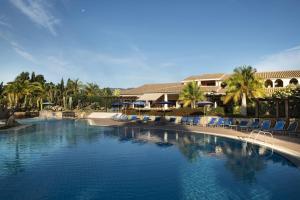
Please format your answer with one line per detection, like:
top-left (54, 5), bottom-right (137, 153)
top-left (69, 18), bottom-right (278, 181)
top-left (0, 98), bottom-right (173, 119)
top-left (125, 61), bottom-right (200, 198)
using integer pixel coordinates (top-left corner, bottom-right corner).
top-left (124, 107), bottom-right (227, 116)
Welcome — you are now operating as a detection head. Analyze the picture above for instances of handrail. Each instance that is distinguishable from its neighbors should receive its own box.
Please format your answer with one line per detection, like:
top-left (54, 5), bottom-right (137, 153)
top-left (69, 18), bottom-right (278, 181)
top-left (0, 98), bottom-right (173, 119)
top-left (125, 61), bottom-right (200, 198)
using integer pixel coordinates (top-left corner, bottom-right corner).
top-left (239, 130), bottom-right (274, 158)
top-left (244, 130), bottom-right (274, 150)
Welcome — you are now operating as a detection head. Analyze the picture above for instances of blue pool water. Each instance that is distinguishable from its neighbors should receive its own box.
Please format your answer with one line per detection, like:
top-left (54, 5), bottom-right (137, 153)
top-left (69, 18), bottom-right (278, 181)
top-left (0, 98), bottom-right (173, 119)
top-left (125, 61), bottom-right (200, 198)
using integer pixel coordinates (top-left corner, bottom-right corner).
top-left (0, 119), bottom-right (300, 200)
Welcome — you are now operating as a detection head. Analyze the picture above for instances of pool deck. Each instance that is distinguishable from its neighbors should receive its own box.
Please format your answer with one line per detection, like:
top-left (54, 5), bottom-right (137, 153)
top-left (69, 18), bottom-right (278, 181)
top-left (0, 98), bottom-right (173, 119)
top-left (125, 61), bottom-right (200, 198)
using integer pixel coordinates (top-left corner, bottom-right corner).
top-left (87, 118), bottom-right (300, 165)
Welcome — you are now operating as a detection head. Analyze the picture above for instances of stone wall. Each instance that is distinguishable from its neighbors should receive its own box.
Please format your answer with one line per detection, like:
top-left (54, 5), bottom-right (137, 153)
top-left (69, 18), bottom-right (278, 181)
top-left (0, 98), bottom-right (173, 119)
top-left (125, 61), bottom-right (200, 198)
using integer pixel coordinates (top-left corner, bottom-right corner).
top-left (39, 111), bottom-right (63, 119)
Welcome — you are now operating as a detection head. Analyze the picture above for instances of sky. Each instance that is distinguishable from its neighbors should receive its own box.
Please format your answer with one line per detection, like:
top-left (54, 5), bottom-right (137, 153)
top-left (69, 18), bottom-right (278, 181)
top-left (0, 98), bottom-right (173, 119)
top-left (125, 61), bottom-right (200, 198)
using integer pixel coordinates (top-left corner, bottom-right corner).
top-left (0, 0), bottom-right (300, 88)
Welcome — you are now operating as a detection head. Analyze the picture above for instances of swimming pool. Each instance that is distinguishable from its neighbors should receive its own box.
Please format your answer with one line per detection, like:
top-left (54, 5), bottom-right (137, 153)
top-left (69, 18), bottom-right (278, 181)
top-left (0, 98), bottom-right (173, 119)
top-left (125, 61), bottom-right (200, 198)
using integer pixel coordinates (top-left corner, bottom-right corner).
top-left (0, 119), bottom-right (299, 200)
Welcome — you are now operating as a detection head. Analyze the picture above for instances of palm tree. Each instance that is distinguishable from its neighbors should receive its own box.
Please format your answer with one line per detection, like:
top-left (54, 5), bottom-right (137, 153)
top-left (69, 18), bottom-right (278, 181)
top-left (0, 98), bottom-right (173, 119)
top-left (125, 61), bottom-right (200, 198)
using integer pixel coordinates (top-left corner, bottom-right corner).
top-left (179, 81), bottom-right (204, 108)
top-left (66, 79), bottom-right (82, 96)
top-left (84, 83), bottom-right (101, 97)
top-left (223, 65), bottom-right (265, 116)
top-left (3, 81), bottom-right (23, 109)
top-left (22, 80), bottom-right (38, 109)
top-left (112, 89), bottom-right (121, 96)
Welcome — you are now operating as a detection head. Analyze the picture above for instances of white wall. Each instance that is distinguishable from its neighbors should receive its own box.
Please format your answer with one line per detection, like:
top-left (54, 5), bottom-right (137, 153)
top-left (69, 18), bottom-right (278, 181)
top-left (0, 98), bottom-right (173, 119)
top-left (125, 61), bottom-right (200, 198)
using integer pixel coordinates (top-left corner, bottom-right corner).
top-left (264, 78), bottom-right (300, 88)
top-left (87, 112), bottom-right (118, 119)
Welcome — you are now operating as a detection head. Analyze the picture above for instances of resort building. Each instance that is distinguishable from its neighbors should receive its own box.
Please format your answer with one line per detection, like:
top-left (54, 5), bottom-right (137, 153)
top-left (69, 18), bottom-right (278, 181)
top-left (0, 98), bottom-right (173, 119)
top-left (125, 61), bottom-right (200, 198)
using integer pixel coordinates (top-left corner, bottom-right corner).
top-left (120, 70), bottom-right (300, 110)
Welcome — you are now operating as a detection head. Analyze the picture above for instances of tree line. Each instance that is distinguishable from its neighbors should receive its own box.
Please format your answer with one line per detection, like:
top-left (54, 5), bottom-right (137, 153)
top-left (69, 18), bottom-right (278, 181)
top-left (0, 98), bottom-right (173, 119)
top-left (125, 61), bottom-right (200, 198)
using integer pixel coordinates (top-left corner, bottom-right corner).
top-left (0, 72), bottom-right (120, 111)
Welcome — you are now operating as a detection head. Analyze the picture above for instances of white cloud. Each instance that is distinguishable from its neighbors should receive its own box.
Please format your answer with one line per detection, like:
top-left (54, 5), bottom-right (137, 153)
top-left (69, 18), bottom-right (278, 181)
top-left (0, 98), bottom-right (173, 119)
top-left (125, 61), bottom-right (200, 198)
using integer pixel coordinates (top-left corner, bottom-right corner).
top-left (9, 0), bottom-right (60, 36)
top-left (0, 16), bottom-right (12, 28)
top-left (10, 41), bottom-right (37, 63)
top-left (255, 45), bottom-right (300, 71)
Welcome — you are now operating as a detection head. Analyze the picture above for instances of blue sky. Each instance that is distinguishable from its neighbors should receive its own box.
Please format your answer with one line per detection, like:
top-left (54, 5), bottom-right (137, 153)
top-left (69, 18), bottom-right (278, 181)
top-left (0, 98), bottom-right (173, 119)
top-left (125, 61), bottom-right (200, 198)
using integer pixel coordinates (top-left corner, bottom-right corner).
top-left (0, 0), bottom-right (300, 88)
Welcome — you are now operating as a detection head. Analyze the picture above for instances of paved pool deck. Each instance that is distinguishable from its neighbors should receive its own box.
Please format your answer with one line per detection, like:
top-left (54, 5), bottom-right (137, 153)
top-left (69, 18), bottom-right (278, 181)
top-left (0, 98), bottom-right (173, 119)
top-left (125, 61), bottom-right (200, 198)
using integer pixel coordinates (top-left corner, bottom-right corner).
top-left (86, 118), bottom-right (300, 166)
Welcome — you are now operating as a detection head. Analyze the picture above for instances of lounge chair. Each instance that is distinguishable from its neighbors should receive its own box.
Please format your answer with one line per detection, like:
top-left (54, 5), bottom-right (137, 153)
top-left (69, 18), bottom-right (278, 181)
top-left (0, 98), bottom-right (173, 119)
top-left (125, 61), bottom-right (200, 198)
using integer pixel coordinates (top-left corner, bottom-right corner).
top-left (260, 120), bottom-right (271, 131)
top-left (207, 117), bottom-right (217, 127)
top-left (251, 120), bottom-right (271, 133)
top-left (215, 117), bottom-right (225, 127)
top-left (269, 120), bottom-right (285, 133)
top-left (223, 118), bottom-right (233, 128)
top-left (239, 119), bottom-right (259, 131)
top-left (138, 115), bottom-right (150, 124)
top-left (287, 121), bottom-right (299, 136)
top-left (180, 116), bottom-right (188, 124)
top-left (186, 117), bottom-right (194, 125)
top-left (129, 115), bottom-right (138, 121)
top-left (277, 121), bottom-right (298, 136)
top-left (187, 116), bottom-right (200, 126)
top-left (192, 116), bottom-right (200, 126)
top-left (229, 120), bottom-right (248, 130)
top-left (118, 114), bottom-right (128, 121)
top-left (112, 113), bottom-right (122, 120)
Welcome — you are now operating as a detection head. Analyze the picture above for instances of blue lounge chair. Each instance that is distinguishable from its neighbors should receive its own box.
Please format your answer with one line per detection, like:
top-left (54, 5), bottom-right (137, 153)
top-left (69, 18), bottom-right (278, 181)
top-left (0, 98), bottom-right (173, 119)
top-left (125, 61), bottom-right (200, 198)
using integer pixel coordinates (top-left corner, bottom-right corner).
top-left (192, 116), bottom-right (200, 126)
top-left (130, 115), bottom-right (138, 121)
top-left (239, 119), bottom-right (259, 131)
top-left (269, 120), bottom-right (285, 133)
top-left (138, 116), bottom-right (150, 123)
top-left (229, 120), bottom-right (248, 130)
top-left (215, 118), bottom-right (225, 127)
top-left (223, 118), bottom-right (233, 128)
top-left (277, 121), bottom-right (298, 136)
top-left (181, 116), bottom-right (188, 124)
top-left (186, 117), bottom-right (194, 125)
top-left (286, 121), bottom-right (298, 136)
top-left (187, 116), bottom-right (200, 126)
top-left (260, 120), bottom-right (271, 131)
top-left (249, 119), bottom-right (260, 130)
top-left (207, 117), bottom-right (217, 127)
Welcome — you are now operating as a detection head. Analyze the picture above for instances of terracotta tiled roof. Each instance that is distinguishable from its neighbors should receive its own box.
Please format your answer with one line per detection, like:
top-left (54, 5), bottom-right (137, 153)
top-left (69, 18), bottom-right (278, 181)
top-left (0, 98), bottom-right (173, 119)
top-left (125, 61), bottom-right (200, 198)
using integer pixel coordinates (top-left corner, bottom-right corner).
top-left (183, 73), bottom-right (226, 81)
top-left (183, 70), bottom-right (300, 82)
top-left (121, 84), bottom-right (226, 96)
top-left (121, 70), bottom-right (300, 96)
top-left (255, 70), bottom-right (300, 79)
top-left (120, 83), bottom-right (183, 95)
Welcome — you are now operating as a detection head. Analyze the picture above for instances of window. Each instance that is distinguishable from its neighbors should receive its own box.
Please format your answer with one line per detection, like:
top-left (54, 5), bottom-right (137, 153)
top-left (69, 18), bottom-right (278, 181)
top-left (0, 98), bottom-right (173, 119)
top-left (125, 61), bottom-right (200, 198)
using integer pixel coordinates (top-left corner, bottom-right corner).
top-left (274, 79), bottom-right (283, 87)
top-left (201, 80), bottom-right (216, 86)
top-left (290, 78), bottom-right (299, 85)
top-left (265, 79), bottom-right (273, 88)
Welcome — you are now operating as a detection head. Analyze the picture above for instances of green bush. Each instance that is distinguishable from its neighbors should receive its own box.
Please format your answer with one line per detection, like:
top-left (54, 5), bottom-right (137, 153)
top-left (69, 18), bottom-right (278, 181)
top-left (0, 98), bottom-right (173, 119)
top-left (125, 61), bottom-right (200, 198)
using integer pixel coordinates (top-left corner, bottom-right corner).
top-left (124, 107), bottom-right (227, 116)
top-left (206, 107), bottom-right (225, 116)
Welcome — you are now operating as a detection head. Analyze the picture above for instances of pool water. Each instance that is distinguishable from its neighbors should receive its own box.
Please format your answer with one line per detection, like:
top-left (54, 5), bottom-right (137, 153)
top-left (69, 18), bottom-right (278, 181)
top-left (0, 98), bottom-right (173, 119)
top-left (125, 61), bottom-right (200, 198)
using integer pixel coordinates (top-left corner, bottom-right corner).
top-left (0, 119), bottom-right (299, 200)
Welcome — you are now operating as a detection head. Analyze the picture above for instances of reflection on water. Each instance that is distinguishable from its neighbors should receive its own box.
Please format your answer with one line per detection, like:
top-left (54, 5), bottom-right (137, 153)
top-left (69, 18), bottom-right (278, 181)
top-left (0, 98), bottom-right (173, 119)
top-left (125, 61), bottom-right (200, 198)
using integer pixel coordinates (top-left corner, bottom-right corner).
top-left (0, 119), bottom-right (299, 200)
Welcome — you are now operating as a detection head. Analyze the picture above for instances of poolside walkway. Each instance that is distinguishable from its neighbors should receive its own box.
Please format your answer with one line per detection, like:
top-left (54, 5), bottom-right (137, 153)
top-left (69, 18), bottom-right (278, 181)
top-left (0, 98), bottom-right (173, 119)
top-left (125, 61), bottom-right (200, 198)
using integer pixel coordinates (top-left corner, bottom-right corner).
top-left (86, 118), bottom-right (300, 165)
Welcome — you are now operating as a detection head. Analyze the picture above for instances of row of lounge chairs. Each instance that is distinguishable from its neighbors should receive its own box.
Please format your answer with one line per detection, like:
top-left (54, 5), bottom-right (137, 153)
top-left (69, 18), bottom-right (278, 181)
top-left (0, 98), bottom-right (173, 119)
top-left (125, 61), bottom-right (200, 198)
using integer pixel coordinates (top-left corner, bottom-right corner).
top-left (112, 114), bottom-right (161, 124)
top-left (111, 114), bottom-right (299, 136)
top-left (205, 117), bottom-right (298, 135)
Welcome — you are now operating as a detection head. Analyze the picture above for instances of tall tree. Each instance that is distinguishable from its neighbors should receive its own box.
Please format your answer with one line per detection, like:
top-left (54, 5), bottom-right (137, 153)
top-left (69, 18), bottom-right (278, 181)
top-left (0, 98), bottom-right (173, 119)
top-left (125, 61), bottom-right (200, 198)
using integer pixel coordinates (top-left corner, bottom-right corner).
top-left (84, 83), bottom-right (101, 97)
top-left (223, 65), bottom-right (265, 116)
top-left (35, 74), bottom-right (46, 84)
top-left (102, 87), bottom-right (112, 96)
top-left (0, 82), bottom-right (3, 95)
top-left (3, 81), bottom-right (23, 109)
top-left (30, 72), bottom-right (36, 82)
top-left (179, 81), bottom-right (204, 108)
top-left (15, 72), bottom-right (30, 82)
